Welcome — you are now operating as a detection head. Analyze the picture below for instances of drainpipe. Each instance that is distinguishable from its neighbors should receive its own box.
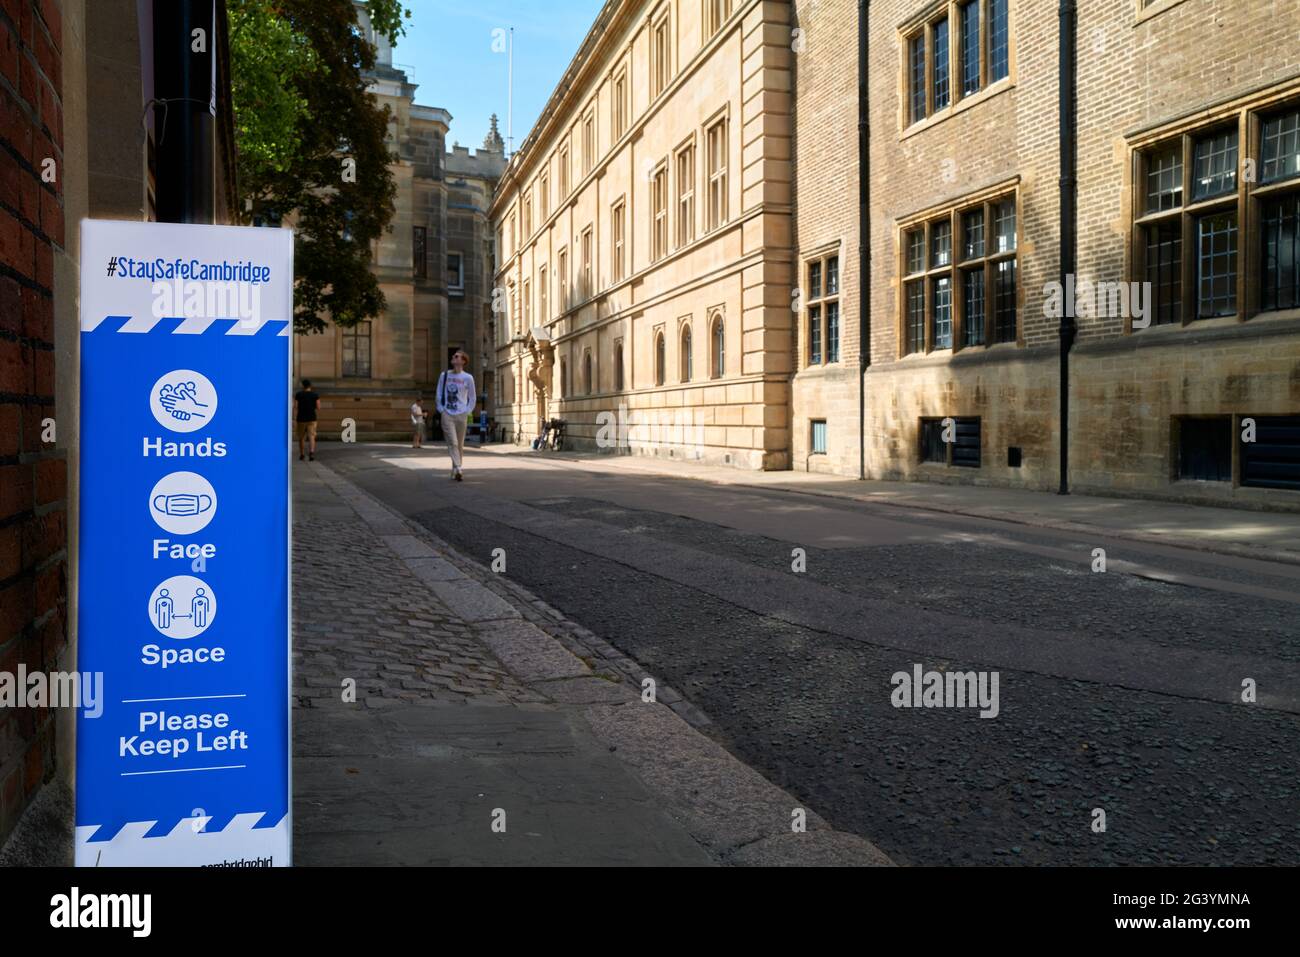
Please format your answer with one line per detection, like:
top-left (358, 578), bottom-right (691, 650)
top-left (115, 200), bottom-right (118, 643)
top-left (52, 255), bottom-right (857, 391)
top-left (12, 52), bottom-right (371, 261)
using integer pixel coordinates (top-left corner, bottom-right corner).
top-left (1057, 0), bottom-right (1078, 494)
top-left (858, 0), bottom-right (871, 481)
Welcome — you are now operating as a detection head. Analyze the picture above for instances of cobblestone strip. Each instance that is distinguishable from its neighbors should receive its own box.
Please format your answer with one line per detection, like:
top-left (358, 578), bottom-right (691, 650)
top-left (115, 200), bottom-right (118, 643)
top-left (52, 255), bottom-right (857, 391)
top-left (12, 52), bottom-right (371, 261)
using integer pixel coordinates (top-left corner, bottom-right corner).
top-left (293, 475), bottom-right (542, 711)
top-left (309, 465), bottom-right (706, 723)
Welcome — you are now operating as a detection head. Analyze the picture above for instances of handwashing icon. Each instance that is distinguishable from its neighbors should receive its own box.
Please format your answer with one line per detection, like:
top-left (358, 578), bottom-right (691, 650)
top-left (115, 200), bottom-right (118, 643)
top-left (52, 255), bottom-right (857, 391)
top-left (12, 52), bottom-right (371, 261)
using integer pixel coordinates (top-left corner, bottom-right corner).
top-left (158, 380), bottom-right (209, 422)
top-left (149, 370), bottom-right (218, 434)
top-left (153, 493), bottom-right (213, 517)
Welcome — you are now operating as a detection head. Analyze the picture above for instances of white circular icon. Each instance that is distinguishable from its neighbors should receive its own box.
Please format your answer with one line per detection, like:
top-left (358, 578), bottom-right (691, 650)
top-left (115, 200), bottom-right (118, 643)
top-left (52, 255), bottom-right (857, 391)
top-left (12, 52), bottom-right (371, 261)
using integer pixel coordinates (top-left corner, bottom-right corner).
top-left (149, 472), bottom-right (218, 535)
top-left (148, 575), bottom-right (217, 640)
top-left (150, 370), bottom-right (218, 433)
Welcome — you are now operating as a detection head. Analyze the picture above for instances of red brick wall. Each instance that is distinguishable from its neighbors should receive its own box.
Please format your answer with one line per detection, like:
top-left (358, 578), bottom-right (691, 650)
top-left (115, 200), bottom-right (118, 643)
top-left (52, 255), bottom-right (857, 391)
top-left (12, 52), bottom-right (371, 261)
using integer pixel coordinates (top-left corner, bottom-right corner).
top-left (0, 0), bottom-right (66, 845)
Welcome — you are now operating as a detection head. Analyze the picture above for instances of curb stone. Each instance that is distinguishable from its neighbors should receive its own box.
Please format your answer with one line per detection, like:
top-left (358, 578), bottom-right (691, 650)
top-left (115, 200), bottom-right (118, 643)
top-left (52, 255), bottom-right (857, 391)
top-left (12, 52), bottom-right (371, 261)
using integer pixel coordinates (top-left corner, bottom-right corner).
top-left (313, 461), bottom-right (895, 866)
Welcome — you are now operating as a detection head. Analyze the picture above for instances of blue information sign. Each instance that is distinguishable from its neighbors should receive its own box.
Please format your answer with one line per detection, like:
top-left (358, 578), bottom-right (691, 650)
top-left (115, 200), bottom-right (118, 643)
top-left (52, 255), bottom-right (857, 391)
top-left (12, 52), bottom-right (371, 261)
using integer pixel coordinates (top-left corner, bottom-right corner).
top-left (76, 220), bottom-right (293, 866)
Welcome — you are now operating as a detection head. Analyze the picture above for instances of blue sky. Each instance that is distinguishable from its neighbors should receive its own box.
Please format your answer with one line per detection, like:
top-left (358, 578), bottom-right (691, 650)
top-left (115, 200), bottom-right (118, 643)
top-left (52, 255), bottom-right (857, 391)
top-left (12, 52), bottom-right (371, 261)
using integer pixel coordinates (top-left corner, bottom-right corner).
top-left (391, 0), bottom-right (607, 156)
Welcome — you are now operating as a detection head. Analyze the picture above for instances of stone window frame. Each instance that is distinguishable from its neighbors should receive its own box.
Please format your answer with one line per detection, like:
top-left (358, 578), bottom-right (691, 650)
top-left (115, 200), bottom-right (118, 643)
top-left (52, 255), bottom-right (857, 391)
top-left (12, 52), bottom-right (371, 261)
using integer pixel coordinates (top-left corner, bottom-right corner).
top-left (704, 107), bottom-right (730, 233)
top-left (704, 0), bottom-right (733, 39)
top-left (557, 247), bottom-right (569, 312)
top-left (538, 264), bottom-right (549, 322)
top-left (413, 226), bottom-right (427, 280)
top-left (612, 196), bottom-right (627, 284)
top-left (583, 348), bottom-right (594, 395)
top-left (896, 180), bottom-right (1022, 358)
top-left (651, 158), bottom-right (670, 262)
top-left (612, 65), bottom-right (630, 142)
top-left (341, 321), bottom-right (372, 378)
top-left (582, 106), bottom-right (597, 178)
top-left (675, 134), bottom-right (697, 249)
top-left (557, 140), bottom-right (571, 200)
top-left (899, 0), bottom-right (1014, 137)
top-left (522, 192), bottom-right (533, 240)
top-left (709, 306), bottom-right (726, 379)
top-left (523, 277), bottom-right (532, 328)
top-left (651, 5), bottom-right (673, 100)
top-left (614, 338), bottom-right (626, 391)
top-left (653, 325), bottom-right (667, 387)
top-left (539, 170), bottom-right (549, 221)
top-left (1127, 84), bottom-right (1300, 333)
top-left (580, 225), bottom-right (595, 302)
top-left (803, 247), bottom-right (842, 367)
top-left (447, 251), bottom-right (464, 296)
top-left (678, 316), bottom-right (694, 382)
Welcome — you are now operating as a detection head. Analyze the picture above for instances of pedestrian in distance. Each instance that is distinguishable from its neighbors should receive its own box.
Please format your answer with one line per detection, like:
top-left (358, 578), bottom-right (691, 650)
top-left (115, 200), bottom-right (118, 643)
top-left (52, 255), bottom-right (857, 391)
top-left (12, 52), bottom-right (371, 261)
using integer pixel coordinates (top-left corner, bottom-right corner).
top-left (435, 349), bottom-right (476, 482)
top-left (294, 379), bottom-right (320, 462)
top-left (410, 394), bottom-right (427, 449)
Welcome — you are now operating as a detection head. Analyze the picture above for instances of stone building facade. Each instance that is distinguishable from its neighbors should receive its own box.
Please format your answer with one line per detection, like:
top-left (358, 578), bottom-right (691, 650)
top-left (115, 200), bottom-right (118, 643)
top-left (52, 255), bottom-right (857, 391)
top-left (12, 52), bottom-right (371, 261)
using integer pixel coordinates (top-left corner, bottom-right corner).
top-left (296, 11), bottom-right (505, 438)
top-left (501, 0), bottom-right (1300, 506)
top-left (851, 0), bottom-right (1300, 505)
top-left (490, 0), bottom-right (795, 468)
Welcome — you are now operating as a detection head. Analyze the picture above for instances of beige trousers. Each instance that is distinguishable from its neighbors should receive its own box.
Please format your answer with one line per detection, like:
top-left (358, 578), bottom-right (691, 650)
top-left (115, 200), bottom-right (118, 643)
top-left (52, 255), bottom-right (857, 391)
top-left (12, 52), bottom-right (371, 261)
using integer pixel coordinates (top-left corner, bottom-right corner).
top-left (442, 411), bottom-right (469, 469)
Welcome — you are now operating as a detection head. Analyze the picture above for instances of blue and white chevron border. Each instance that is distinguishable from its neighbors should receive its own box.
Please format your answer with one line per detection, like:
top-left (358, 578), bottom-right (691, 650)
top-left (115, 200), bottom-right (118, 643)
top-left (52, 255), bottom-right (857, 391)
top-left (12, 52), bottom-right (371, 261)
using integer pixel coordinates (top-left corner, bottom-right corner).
top-left (82, 315), bottom-right (290, 336)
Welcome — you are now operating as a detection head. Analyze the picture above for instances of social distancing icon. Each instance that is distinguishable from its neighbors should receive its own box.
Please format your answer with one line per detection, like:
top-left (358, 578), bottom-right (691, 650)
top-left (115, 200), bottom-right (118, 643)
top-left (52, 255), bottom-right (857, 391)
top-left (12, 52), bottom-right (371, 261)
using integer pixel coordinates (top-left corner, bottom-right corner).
top-left (148, 575), bottom-right (218, 639)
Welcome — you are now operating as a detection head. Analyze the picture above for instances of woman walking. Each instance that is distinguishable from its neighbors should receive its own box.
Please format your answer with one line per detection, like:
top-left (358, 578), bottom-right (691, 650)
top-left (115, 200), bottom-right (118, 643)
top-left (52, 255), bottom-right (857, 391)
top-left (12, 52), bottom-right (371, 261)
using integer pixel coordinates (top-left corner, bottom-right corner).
top-left (435, 349), bottom-right (477, 481)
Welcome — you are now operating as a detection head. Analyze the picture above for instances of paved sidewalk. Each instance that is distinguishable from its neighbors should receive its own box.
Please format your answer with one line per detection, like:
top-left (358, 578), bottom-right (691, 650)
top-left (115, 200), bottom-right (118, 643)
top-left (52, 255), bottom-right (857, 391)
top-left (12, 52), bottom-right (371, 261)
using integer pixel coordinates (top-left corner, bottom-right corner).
top-left (293, 461), bottom-right (891, 866)
top-left (469, 443), bottom-right (1300, 563)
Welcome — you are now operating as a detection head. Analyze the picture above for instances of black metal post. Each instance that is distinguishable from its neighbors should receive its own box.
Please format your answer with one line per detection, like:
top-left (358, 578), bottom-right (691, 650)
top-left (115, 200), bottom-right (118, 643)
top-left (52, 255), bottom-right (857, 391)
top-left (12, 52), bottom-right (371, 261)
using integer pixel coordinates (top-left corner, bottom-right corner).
top-left (858, 0), bottom-right (871, 481)
top-left (1057, 0), bottom-right (1077, 494)
top-left (153, 0), bottom-right (216, 224)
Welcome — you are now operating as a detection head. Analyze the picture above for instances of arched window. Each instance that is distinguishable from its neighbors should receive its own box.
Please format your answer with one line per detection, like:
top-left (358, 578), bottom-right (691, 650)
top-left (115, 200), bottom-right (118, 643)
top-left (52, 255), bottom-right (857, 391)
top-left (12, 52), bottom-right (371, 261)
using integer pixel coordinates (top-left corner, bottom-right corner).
top-left (583, 349), bottom-right (593, 394)
top-left (710, 312), bottom-right (725, 378)
top-left (614, 341), bottom-right (625, 391)
top-left (654, 332), bottom-right (666, 386)
top-left (680, 324), bottom-right (692, 381)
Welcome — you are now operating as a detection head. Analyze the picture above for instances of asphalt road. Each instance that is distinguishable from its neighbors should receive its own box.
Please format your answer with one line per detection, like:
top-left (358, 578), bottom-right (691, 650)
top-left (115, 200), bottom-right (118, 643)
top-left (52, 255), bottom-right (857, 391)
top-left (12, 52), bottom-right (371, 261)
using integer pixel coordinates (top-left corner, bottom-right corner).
top-left (317, 443), bottom-right (1300, 866)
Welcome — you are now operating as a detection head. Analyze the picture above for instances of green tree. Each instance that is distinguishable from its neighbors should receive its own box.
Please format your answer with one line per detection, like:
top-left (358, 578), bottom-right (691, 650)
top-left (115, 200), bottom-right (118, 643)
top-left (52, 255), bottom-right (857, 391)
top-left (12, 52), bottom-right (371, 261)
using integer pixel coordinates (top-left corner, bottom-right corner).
top-left (228, 0), bottom-right (411, 334)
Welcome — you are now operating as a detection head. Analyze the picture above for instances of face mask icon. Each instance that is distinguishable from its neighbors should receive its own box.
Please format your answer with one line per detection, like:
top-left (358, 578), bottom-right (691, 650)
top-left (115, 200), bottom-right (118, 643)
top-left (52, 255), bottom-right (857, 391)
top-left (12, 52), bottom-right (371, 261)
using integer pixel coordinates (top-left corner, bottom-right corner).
top-left (154, 494), bottom-right (213, 517)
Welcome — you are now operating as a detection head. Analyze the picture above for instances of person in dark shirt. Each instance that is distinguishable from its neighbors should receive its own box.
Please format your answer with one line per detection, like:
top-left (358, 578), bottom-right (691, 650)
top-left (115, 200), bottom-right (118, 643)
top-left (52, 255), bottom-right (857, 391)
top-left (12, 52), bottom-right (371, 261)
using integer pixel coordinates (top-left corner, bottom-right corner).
top-left (293, 379), bottom-right (320, 462)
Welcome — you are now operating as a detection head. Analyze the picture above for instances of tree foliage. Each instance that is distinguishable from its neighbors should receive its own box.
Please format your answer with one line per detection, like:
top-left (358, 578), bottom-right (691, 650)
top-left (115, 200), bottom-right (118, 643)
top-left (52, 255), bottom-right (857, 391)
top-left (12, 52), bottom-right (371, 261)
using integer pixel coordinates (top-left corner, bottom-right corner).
top-left (228, 0), bottom-right (411, 334)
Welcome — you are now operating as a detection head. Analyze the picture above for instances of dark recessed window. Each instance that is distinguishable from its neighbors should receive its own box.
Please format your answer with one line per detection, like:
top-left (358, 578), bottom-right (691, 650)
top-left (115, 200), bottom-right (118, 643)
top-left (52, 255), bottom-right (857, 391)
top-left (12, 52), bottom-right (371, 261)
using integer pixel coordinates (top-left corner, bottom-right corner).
top-left (1261, 193), bottom-right (1300, 312)
top-left (920, 418), bottom-right (947, 464)
top-left (909, 35), bottom-right (927, 124)
top-left (952, 416), bottom-right (981, 468)
top-left (932, 18), bottom-right (950, 112)
top-left (1261, 108), bottom-right (1300, 184)
top-left (1193, 129), bottom-right (1238, 200)
top-left (1240, 415), bottom-right (1300, 490)
top-left (1196, 212), bottom-right (1238, 318)
top-left (1146, 145), bottom-right (1183, 212)
top-left (1007, 446), bottom-right (1022, 468)
top-left (1178, 417), bottom-right (1232, 482)
top-left (1145, 220), bottom-right (1182, 325)
top-left (959, 1), bottom-right (980, 97)
top-left (987, 0), bottom-right (1009, 82)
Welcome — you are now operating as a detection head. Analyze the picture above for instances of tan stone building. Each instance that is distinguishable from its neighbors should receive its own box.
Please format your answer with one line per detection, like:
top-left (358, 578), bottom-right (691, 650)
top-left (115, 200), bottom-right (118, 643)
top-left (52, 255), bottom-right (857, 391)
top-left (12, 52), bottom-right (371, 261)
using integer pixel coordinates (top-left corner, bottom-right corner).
top-left (296, 10), bottom-right (506, 438)
top-left (853, 0), bottom-right (1300, 505)
top-left (490, 0), bottom-right (795, 468)
top-left (495, 0), bottom-right (1300, 506)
